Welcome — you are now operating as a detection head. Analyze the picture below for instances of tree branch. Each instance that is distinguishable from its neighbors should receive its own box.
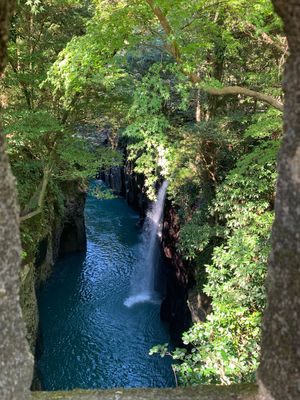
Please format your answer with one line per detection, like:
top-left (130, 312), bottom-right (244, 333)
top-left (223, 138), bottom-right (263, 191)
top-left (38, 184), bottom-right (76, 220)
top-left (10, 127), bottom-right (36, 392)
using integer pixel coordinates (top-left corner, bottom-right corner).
top-left (145, 0), bottom-right (180, 61)
top-left (188, 72), bottom-right (284, 111)
top-left (20, 164), bottom-right (51, 223)
top-left (145, 0), bottom-right (284, 112)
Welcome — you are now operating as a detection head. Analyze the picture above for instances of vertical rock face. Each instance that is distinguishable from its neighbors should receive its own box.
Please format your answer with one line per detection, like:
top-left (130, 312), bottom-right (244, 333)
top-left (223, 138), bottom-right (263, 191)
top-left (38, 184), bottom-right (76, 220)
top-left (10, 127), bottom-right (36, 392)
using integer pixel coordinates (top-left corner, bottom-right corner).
top-left (59, 182), bottom-right (87, 256)
top-left (101, 163), bottom-right (148, 217)
top-left (19, 181), bottom-right (87, 392)
top-left (0, 1), bottom-right (34, 398)
top-left (258, 2), bottom-right (300, 399)
top-left (124, 163), bottom-right (148, 216)
top-left (105, 166), bottom-right (125, 196)
top-left (0, 131), bottom-right (33, 400)
top-left (161, 205), bottom-right (193, 345)
top-left (19, 264), bottom-right (39, 355)
top-left (28, 181), bottom-right (87, 284)
top-left (102, 167), bottom-right (124, 196)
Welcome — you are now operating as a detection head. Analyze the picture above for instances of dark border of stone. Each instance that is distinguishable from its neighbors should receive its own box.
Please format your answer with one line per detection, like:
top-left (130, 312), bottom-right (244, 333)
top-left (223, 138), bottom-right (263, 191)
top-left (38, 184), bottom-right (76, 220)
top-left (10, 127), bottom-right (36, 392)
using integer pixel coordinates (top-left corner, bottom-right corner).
top-left (32, 384), bottom-right (257, 400)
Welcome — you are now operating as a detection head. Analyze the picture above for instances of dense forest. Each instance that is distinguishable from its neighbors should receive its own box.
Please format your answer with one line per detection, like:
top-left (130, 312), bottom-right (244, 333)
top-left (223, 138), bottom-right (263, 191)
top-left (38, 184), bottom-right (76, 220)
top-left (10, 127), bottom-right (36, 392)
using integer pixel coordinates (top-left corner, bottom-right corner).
top-left (2, 0), bottom-right (286, 388)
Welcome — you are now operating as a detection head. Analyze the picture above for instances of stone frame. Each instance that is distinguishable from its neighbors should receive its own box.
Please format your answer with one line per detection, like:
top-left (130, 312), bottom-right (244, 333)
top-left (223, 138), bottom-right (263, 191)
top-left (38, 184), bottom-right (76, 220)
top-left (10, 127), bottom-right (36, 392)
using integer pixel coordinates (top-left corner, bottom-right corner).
top-left (1, 1), bottom-right (300, 399)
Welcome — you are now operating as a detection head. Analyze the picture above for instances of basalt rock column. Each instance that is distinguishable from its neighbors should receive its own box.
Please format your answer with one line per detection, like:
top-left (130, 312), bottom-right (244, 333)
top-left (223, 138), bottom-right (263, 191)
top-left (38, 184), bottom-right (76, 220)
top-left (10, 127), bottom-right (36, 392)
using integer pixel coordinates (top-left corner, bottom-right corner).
top-left (258, 2), bottom-right (300, 399)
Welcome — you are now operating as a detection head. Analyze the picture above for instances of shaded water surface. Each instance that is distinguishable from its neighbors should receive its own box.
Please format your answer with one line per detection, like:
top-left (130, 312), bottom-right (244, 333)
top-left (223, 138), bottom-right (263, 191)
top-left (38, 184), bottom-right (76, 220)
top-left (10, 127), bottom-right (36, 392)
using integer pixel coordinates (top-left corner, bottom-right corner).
top-left (37, 182), bottom-right (174, 390)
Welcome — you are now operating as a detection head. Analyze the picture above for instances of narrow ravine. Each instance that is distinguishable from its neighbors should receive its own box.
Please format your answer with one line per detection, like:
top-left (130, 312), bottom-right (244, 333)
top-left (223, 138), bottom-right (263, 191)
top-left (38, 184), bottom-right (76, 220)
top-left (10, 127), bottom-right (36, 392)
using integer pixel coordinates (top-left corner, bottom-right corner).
top-left (37, 181), bottom-right (175, 390)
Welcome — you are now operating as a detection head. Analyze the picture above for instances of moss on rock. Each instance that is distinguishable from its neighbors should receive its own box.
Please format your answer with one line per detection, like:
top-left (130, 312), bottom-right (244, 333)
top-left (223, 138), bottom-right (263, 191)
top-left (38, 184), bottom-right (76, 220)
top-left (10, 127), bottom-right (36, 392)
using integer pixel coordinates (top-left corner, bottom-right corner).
top-left (20, 263), bottom-right (39, 355)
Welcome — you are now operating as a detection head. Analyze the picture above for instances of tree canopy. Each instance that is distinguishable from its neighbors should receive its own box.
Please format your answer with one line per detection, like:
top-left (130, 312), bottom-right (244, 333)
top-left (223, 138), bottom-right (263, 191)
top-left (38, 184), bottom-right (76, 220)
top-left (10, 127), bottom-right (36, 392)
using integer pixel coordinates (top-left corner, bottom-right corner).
top-left (2, 0), bottom-right (285, 387)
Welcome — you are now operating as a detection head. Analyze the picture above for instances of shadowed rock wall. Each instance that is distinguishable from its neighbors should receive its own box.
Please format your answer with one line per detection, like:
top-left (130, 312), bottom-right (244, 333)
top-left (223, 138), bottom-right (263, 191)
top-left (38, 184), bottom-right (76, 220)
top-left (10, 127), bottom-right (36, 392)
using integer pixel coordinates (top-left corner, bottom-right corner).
top-left (160, 204), bottom-right (193, 345)
top-left (59, 182), bottom-right (87, 256)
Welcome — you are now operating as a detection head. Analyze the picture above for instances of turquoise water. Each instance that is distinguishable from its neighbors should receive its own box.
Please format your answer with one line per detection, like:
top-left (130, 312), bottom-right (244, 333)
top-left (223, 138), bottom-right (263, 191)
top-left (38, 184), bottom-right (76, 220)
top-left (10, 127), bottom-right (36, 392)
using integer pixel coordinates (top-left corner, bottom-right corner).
top-left (37, 182), bottom-right (174, 390)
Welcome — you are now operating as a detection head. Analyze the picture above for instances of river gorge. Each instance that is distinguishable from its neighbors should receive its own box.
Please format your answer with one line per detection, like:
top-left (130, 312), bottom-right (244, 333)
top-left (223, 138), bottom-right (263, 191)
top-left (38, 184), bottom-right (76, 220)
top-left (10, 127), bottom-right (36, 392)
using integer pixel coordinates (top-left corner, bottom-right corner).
top-left (36, 181), bottom-right (175, 390)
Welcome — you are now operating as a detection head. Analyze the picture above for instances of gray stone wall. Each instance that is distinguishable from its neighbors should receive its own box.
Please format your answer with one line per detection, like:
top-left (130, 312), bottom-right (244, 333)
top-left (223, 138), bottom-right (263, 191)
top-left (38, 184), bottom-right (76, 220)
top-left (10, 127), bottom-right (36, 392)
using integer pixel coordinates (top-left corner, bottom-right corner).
top-left (0, 1), bottom-right (34, 399)
top-left (0, 119), bottom-right (33, 400)
top-left (1, 1), bottom-right (300, 399)
top-left (31, 385), bottom-right (257, 400)
top-left (258, 2), bottom-right (300, 399)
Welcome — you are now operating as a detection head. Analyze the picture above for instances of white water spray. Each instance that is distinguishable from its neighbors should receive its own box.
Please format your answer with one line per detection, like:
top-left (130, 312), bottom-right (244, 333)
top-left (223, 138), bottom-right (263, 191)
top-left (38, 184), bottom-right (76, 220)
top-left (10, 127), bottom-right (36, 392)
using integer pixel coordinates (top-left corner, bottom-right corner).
top-left (124, 181), bottom-right (168, 307)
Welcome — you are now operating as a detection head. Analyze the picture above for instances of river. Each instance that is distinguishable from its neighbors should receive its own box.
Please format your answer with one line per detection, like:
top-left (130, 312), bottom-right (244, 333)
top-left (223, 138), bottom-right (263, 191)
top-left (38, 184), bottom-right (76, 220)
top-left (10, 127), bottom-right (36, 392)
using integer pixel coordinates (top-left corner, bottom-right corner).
top-left (37, 181), bottom-right (175, 390)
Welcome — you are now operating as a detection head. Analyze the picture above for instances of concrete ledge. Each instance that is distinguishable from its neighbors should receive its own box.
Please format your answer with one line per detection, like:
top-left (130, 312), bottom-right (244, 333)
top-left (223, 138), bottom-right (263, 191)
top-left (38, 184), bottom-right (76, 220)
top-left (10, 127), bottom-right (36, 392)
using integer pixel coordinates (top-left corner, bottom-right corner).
top-left (31, 384), bottom-right (257, 399)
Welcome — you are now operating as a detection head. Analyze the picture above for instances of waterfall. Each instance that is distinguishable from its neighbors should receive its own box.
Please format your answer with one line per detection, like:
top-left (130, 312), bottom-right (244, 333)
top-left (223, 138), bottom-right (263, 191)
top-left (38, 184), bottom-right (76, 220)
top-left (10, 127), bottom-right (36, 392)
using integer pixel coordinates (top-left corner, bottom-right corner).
top-left (124, 181), bottom-right (168, 307)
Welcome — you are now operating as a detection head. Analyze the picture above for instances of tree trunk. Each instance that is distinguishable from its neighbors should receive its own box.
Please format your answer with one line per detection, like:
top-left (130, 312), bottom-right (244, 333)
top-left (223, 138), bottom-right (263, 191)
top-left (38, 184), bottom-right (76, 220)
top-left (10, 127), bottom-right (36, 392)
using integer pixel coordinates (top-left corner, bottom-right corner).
top-left (0, 1), bottom-right (33, 399)
top-left (258, 2), bottom-right (300, 399)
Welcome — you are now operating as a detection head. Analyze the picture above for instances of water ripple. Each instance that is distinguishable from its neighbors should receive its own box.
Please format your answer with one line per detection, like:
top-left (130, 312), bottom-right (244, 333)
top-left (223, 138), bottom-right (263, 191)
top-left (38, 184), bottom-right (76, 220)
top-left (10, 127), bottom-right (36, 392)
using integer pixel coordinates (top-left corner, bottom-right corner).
top-left (37, 185), bottom-right (174, 390)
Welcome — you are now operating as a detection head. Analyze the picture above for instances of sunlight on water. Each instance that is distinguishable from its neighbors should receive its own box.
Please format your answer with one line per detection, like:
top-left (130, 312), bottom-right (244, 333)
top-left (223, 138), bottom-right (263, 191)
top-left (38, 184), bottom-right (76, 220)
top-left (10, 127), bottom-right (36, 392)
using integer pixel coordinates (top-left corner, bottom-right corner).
top-left (37, 181), bottom-right (174, 390)
top-left (124, 292), bottom-right (162, 308)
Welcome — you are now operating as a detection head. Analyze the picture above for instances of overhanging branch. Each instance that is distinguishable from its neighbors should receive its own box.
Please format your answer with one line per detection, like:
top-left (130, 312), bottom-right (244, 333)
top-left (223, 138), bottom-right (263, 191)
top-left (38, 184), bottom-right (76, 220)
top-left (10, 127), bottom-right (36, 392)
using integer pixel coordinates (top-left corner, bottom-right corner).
top-left (188, 73), bottom-right (284, 111)
top-left (145, 0), bottom-right (284, 112)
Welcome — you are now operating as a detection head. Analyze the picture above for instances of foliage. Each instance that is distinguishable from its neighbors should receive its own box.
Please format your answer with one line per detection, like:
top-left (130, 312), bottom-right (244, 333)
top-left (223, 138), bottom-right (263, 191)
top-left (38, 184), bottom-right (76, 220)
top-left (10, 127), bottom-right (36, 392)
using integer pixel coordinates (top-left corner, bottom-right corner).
top-left (42, 0), bottom-right (283, 385)
top-left (3, 0), bottom-right (122, 259)
top-left (152, 137), bottom-right (280, 385)
top-left (244, 109), bottom-right (283, 139)
top-left (5, 0), bottom-right (285, 387)
top-left (123, 64), bottom-right (189, 199)
top-left (89, 183), bottom-right (117, 200)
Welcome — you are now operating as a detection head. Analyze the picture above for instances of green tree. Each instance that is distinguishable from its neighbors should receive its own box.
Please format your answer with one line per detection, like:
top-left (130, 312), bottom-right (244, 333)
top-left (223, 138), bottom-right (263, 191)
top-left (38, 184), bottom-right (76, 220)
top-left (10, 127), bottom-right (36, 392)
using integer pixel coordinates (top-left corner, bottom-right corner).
top-left (4, 0), bottom-right (285, 385)
top-left (3, 0), bottom-right (121, 259)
